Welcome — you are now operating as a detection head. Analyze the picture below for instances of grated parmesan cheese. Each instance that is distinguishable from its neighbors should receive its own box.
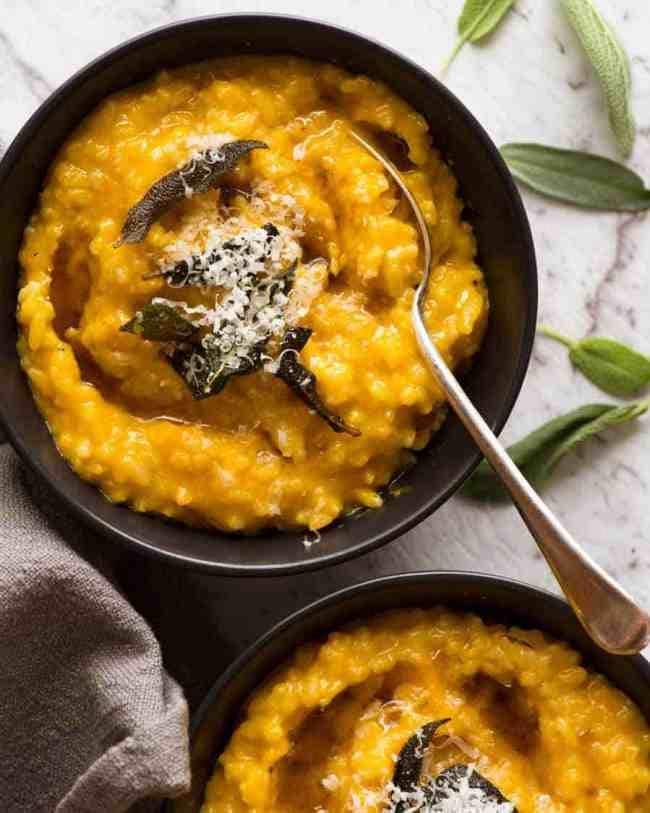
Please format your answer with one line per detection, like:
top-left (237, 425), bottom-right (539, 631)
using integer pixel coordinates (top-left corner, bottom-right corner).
top-left (185, 132), bottom-right (236, 153)
top-left (302, 529), bottom-right (321, 549)
top-left (159, 223), bottom-right (302, 391)
top-left (322, 773), bottom-right (340, 792)
top-left (154, 180), bottom-right (314, 395)
top-left (375, 765), bottom-right (515, 813)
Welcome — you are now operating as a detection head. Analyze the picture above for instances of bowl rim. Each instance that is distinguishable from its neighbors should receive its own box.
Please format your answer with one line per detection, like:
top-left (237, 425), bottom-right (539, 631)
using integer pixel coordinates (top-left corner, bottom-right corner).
top-left (189, 571), bottom-right (650, 734)
top-left (170, 571), bottom-right (650, 811)
top-left (0, 14), bottom-right (538, 575)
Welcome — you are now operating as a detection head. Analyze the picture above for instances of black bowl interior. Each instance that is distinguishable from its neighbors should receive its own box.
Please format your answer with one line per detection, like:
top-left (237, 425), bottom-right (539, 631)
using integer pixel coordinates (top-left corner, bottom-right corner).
top-left (0, 16), bottom-right (537, 574)
top-left (167, 572), bottom-right (650, 812)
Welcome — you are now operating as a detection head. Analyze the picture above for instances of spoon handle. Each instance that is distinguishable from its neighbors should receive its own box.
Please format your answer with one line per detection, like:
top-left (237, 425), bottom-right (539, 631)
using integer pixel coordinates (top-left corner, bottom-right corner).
top-left (412, 306), bottom-right (650, 655)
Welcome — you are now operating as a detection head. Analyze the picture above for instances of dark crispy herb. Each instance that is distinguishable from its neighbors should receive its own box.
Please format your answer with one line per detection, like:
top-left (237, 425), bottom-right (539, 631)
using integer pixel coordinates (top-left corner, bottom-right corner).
top-left (117, 140), bottom-right (268, 245)
top-left (168, 338), bottom-right (263, 400)
top-left (393, 724), bottom-right (516, 812)
top-left (165, 263), bottom-right (296, 399)
top-left (275, 327), bottom-right (361, 436)
top-left (462, 400), bottom-right (650, 500)
top-left (429, 764), bottom-right (516, 810)
top-left (148, 223), bottom-right (280, 287)
top-left (120, 301), bottom-right (198, 342)
top-left (393, 719), bottom-right (451, 811)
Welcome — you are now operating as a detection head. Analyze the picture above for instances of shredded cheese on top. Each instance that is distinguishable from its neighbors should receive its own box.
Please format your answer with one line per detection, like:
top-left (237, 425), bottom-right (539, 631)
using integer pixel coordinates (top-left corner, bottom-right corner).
top-left (374, 765), bottom-right (515, 813)
top-left (156, 181), bottom-right (312, 393)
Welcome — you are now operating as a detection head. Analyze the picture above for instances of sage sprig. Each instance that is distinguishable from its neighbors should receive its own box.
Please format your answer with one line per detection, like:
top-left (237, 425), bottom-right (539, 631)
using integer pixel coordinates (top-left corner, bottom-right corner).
top-left (500, 144), bottom-right (650, 210)
top-left (462, 400), bottom-right (649, 500)
top-left (562, 0), bottom-right (635, 158)
top-left (442, 0), bottom-right (515, 72)
top-left (540, 326), bottom-right (650, 396)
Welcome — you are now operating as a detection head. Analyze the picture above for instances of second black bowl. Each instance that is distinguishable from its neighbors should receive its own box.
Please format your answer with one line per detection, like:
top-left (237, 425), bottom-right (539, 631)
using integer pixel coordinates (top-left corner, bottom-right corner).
top-left (0, 15), bottom-right (537, 574)
top-left (167, 572), bottom-right (650, 811)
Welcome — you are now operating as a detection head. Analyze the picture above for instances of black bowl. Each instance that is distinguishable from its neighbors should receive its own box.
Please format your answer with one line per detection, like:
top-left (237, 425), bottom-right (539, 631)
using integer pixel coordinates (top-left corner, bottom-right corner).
top-left (0, 15), bottom-right (537, 574)
top-left (166, 572), bottom-right (650, 812)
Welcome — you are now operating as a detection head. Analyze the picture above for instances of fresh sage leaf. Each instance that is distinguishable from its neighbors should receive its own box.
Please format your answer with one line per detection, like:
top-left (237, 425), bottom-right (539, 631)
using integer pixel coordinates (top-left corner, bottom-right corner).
top-left (120, 301), bottom-right (198, 342)
top-left (500, 143), bottom-right (650, 210)
top-left (562, 0), bottom-right (635, 158)
top-left (541, 325), bottom-right (650, 396)
top-left (442, 0), bottom-right (516, 72)
top-left (463, 400), bottom-right (649, 500)
top-left (117, 140), bottom-right (267, 245)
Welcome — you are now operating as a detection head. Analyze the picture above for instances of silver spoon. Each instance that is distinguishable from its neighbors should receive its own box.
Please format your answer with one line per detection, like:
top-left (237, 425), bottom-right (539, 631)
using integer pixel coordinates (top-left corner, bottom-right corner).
top-left (351, 129), bottom-right (650, 655)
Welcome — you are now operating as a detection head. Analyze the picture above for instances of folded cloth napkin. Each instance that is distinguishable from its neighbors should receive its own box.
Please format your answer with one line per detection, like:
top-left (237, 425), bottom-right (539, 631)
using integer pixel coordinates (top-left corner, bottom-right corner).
top-left (0, 443), bottom-right (191, 812)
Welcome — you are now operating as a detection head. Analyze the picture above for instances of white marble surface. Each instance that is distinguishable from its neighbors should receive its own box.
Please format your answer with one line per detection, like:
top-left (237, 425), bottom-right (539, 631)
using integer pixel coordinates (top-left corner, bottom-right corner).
top-left (1, 0), bottom-right (649, 693)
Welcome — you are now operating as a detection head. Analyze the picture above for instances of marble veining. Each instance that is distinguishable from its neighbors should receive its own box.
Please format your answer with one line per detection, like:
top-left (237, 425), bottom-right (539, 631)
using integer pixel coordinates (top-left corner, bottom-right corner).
top-left (1, 0), bottom-right (648, 695)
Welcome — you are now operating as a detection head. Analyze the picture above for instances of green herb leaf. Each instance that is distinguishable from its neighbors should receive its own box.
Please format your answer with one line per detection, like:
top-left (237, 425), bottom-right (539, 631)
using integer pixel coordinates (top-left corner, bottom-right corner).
top-left (120, 301), bottom-right (198, 342)
top-left (442, 0), bottom-right (515, 72)
top-left (500, 144), bottom-right (650, 210)
top-left (462, 400), bottom-right (649, 500)
top-left (540, 325), bottom-right (650, 396)
top-left (562, 0), bottom-right (635, 158)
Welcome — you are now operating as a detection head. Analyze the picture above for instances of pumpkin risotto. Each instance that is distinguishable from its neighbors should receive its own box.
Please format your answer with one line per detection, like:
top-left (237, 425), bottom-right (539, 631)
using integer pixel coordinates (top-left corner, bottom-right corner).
top-left (17, 56), bottom-right (488, 533)
top-left (202, 608), bottom-right (650, 812)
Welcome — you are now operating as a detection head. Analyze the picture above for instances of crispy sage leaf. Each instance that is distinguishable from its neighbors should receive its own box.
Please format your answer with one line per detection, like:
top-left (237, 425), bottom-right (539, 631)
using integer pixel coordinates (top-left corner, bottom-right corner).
top-left (562, 0), bottom-right (635, 157)
top-left (541, 325), bottom-right (650, 396)
top-left (500, 144), bottom-right (650, 210)
top-left (393, 719), bottom-right (451, 813)
top-left (166, 264), bottom-right (296, 399)
top-left (442, 0), bottom-right (516, 71)
top-left (428, 764), bottom-right (516, 810)
top-left (463, 400), bottom-right (649, 500)
top-left (117, 140), bottom-right (267, 245)
top-left (275, 327), bottom-right (361, 436)
top-left (120, 301), bottom-right (198, 342)
top-left (169, 338), bottom-right (263, 400)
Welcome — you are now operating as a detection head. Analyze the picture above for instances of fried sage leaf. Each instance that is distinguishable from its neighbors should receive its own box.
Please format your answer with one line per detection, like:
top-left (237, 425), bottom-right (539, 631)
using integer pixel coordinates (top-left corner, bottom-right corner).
top-left (462, 400), bottom-right (650, 500)
top-left (540, 325), bottom-right (650, 396)
top-left (117, 140), bottom-right (267, 245)
top-left (442, 0), bottom-right (516, 72)
top-left (500, 144), bottom-right (650, 210)
top-left (120, 301), bottom-right (198, 342)
top-left (393, 719), bottom-right (451, 812)
top-left (167, 264), bottom-right (296, 399)
top-left (562, 0), bottom-right (635, 158)
top-left (428, 764), bottom-right (516, 810)
top-left (275, 327), bottom-right (361, 436)
top-left (168, 337), bottom-right (263, 400)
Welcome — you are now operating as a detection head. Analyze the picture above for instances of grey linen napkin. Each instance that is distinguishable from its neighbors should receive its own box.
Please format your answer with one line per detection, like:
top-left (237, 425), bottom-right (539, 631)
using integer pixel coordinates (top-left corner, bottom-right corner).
top-left (0, 443), bottom-right (191, 812)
